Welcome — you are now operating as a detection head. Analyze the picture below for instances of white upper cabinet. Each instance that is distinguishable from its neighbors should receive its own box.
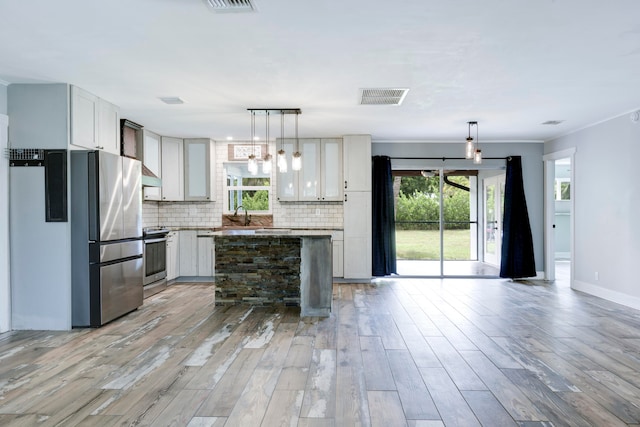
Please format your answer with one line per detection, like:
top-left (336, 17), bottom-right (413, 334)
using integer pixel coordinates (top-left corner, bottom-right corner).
top-left (277, 138), bottom-right (342, 202)
top-left (142, 130), bottom-right (162, 201)
top-left (161, 137), bottom-right (184, 201)
top-left (184, 138), bottom-right (216, 201)
top-left (299, 138), bottom-right (321, 201)
top-left (276, 139), bottom-right (297, 201)
top-left (343, 135), bottom-right (371, 192)
top-left (320, 138), bottom-right (343, 201)
top-left (70, 85), bottom-right (120, 155)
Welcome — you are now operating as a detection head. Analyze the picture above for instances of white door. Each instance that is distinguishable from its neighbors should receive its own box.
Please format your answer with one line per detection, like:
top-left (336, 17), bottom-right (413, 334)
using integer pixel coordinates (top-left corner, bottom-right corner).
top-left (483, 174), bottom-right (505, 267)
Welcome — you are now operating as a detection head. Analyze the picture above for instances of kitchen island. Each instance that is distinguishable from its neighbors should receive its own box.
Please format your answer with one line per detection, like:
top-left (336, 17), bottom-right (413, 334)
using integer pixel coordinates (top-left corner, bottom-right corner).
top-left (213, 229), bottom-right (333, 317)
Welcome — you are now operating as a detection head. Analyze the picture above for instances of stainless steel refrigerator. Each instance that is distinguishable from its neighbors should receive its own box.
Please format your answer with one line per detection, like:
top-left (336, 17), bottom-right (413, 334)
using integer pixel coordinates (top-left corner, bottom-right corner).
top-left (71, 150), bottom-right (143, 327)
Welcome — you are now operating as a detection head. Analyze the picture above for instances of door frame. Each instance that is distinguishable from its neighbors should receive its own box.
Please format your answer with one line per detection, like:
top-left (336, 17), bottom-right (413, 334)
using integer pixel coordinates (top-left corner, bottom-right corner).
top-left (482, 174), bottom-right (505, 267)
top-left (543, 148), bottom-right (576, 283)
top-left (0, 113), bottom-right (10, 332)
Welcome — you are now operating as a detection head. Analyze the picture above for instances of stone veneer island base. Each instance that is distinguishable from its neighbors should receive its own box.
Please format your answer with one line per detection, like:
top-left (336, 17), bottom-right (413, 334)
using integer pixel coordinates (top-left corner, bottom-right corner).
top-left (213, 230), bottom-right (333, 317)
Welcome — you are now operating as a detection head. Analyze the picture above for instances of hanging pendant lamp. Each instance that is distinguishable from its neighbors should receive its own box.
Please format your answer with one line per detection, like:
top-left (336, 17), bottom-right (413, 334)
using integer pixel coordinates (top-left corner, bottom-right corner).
top-left (247, 111), bottom-right (258, 175)
top-left (291, 111), bottom-right (302, 171)
top-left (262, 111), bottom-right (272, 174)
top-left (277, 111), bottom-right (288, 173)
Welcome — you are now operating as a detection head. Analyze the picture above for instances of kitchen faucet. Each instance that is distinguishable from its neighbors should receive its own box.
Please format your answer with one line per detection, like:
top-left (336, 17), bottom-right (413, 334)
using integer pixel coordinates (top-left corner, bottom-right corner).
top-left (233, 205), bottom-right (251, 226)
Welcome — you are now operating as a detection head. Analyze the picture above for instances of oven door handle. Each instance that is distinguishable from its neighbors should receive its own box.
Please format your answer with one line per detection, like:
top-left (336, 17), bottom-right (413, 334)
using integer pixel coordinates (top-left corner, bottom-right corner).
top-left (144, 237), bottom-right (168, 244)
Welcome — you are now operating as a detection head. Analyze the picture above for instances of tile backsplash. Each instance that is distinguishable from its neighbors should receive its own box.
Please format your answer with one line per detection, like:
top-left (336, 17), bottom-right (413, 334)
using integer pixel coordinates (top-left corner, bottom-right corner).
top-left (141, 140), bottom-right (345, 230)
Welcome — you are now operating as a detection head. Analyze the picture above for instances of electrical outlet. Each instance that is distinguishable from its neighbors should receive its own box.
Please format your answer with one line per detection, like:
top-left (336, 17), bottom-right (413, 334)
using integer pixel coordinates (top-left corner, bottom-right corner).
top-left (315, 208), bottom-right (321, 216)
top-left (595, 271), bottom-right (599, 281)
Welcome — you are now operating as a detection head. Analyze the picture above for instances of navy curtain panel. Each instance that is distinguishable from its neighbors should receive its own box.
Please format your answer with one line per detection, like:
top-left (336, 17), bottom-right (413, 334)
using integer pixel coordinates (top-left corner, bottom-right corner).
top-left (500, 156), bottom-right (536, 278)
top-left (372, 155), bottom-right (397, 276)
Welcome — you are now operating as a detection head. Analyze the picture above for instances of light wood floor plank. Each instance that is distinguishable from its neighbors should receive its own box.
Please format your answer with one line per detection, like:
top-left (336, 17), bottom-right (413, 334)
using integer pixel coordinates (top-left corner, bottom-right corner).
top-left (1, 280), bottom-right (640, 426)
top-left (368, 390), bottom-right (408, 427)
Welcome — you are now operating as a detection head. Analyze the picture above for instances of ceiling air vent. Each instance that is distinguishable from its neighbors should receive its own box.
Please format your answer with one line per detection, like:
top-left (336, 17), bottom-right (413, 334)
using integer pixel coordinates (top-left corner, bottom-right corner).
top-left (359, 88), bottom-right (409, 105)
top-left (541, 120), bottom-right (564, 125)
top-left (202, 0), bottom-right (257, 13)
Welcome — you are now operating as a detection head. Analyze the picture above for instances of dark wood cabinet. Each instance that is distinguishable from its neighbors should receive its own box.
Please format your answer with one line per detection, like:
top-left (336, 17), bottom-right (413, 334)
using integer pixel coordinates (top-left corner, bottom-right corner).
top-left (120, 119), bottom-right (143, 159)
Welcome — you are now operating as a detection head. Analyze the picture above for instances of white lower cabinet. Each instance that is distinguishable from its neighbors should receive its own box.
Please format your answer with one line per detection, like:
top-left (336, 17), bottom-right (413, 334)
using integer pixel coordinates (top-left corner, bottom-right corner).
top-left (166, 231), bottom-right (179, 281)
top-left (177, 230), bottom-right (214, 278)
top-left (178, 230), bottom-right (198, 276)
top-left (197, 234), bottom-right (214, 277)
top-left (343, 191), bottom-right (371, 279)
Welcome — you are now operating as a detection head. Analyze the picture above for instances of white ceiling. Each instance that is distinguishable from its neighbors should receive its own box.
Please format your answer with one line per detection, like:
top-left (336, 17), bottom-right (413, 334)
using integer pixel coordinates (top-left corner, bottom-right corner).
top-left (1, 0), bottom-right (640, 144)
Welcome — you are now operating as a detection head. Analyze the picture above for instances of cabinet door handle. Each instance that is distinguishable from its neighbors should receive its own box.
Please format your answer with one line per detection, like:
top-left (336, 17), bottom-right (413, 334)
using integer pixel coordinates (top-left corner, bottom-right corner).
top-left (344, 180), bottom-right (348, 189)
top-left (344, 194), bottom-right (348, 202)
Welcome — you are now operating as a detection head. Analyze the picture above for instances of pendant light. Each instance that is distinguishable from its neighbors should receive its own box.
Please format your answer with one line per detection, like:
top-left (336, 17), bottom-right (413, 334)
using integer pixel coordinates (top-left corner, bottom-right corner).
top-left (473, 121), bottom-right (482, 164)
top-left (291, 111), bottom-right (302, 171)
top-left (247, 111), bottom-right (258, 175)
top-left (262, 111), bottom-right (272, 174)
top-left (465, 121), bottom-right (475, 160)
top-left (277, 110), bottom-right (288, 173)
top-left (464, 121), bottom-right (482, 164)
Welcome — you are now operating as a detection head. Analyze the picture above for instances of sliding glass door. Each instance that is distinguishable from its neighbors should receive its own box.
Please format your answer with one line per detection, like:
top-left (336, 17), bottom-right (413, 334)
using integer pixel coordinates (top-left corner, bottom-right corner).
top-left (395, 169), bottom-right (481, 276)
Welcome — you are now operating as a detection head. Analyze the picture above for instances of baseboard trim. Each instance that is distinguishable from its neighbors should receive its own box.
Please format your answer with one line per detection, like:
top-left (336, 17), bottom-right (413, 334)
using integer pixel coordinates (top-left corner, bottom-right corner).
top-left (573, 280), bottom-right (640, 311)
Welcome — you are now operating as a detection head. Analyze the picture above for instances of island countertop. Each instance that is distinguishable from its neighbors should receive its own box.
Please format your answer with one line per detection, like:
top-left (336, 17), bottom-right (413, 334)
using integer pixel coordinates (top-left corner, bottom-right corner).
top-left (210, 228), bottom-right (334, 237)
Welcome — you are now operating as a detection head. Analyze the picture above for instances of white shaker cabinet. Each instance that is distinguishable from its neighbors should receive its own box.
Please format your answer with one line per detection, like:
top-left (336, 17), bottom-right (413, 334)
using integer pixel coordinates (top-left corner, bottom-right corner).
top-left (342, 135), bottom-right (372, 279)
top-left (277, 138), bottom-right (342, 202)
top-left (320, 138), bottom-right (343, 201)
top-left (178, 230), bottom-right (197, 276)
top-left (197, 234), bottom-right (215, 277)
top-left (276, 139), bottom-right (297, 201)
top-left (161, 137), bottom-right (184, 201)
top-left (184, 138), bottom-right (216, 201)
top-left (343, 134), bottom-right (371, 192)
top-left (166, 231), bottom-right (179, 281)
top-left (142, 130), bottom-right (162, 201)
top-left (70, 85), bottom-right (120, 155)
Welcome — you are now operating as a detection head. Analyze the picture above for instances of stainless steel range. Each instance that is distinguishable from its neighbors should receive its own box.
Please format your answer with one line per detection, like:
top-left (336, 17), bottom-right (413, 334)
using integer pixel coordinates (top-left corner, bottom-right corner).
top-left (143, 227), bottom-right (170, 298)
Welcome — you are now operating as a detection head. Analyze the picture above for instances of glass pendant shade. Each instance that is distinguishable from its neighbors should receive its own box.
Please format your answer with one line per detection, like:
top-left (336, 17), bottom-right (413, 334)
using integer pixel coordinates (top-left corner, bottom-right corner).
top-left (277, 149), bottom-right (287, 173)
top-left (465, 137), bottom-right (474, 159)
top-left (262, 154), bottom-right (272, 174)
top-left (473, 149), bottom-right (482, 164)
top-left (248, 154), bottom-right (258, 175)
top-left (292, 152), bottom-right (302, 171)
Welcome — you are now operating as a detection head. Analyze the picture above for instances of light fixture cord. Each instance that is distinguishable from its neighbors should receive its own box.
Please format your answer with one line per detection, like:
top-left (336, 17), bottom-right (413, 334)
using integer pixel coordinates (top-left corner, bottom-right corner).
top-left (281, 110), bottom-right (284, 150)
top-left (295, 111), bottom-right (299, 152)
top-left (265, 110), bottom-right (269, 155)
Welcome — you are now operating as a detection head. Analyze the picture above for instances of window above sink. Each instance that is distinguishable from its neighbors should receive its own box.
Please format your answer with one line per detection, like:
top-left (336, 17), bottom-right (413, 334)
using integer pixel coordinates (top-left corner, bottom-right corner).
top-left (223, 162), bottom-right (271, 214)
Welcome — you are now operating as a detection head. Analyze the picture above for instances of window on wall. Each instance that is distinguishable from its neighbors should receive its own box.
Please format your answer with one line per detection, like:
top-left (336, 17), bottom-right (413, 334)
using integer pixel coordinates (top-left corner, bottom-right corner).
top-left (555, 178), bottom-right (570, 201)
top-left (224, 162), bottom-right (271, 213)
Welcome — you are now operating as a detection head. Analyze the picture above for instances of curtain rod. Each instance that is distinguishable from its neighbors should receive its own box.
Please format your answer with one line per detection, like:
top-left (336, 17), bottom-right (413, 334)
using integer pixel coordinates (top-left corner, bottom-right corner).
top-left (387, 156), bottom-right (512, 161)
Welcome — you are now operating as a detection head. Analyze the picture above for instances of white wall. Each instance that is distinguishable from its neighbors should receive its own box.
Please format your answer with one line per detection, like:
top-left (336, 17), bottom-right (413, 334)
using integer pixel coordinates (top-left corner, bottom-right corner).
top-left (372, 141), bottom-right (545, 272)
top-left (0, 83), bottom-right (7, 115)
top-left (545, 112), bottom-right (640, 309)
top-left (0, 114), bottom-right (9, 332)
top-left (8, 84), bottom-right (72, 330)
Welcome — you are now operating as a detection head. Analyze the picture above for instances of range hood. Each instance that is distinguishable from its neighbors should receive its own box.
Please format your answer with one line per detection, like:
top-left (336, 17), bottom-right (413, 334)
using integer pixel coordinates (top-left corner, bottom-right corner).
top-left (142, 164), bottom-right (162, 187)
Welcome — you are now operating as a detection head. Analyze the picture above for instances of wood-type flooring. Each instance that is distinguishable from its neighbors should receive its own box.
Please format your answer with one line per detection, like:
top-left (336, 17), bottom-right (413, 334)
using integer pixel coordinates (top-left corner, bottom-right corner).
top-left (2, 278), bottom-right (640, 426)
